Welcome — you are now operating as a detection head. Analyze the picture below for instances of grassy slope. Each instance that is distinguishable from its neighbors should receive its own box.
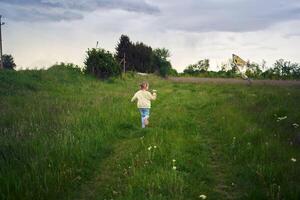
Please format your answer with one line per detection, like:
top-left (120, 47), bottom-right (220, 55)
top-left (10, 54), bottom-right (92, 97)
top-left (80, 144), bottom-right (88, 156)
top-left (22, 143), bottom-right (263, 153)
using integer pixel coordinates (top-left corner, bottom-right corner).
top-left (0, 66), bottom-right (300, 200)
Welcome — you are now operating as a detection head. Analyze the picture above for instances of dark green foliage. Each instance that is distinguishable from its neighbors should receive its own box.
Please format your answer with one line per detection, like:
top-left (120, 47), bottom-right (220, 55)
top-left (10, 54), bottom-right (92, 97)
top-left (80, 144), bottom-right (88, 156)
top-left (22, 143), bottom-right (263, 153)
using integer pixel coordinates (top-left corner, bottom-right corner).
top-left (183, 58), bottom-right (300, 80)
top-left (115, 35), bottom-right (134, 71)
top-left (245, 62), bottom-right (263, 78)
top-left (115, 35), bottom-right (177, 77)
top-left (262, 59), bottom-right (300, 80)
top-left (168, 68), bottom-right (178, 76)
top-left (152, 48), bottom-right (174, 77)
top-left (183, 59), bottom-right (210, 75)
top-left (49, 62), bottom-right (82, 73)
top-left (131, 42), bottom-right (153, 73)
top-left (84, 48), bottom-right (121, 78)
top-left (2, 54), bottom-right (16, 70)
top-left (115, 35), bottom-right (153, 73)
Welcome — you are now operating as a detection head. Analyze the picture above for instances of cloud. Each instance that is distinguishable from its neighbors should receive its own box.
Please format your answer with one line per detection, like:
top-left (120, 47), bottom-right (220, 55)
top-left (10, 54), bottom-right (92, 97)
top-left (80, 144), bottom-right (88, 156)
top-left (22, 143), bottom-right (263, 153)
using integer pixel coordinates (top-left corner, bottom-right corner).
top-left (0, 0), bottom-right (159, 22)
top-left (2, 0), bottom-right (300, 71)
top-left (1, 0), bottom-right (299, 31)
top-left (152, 0), bottom-right (300, 32)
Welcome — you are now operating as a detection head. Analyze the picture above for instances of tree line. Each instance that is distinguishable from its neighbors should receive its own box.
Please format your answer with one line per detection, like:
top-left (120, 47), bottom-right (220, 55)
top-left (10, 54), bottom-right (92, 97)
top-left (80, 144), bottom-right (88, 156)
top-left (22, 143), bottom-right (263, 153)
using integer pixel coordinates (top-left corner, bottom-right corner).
top-left (2, 37), bottom-right (300, 80)
top-left (183, 58), bottom-right (300, 80)
top-left (85, 35), bottom-right (177, 78)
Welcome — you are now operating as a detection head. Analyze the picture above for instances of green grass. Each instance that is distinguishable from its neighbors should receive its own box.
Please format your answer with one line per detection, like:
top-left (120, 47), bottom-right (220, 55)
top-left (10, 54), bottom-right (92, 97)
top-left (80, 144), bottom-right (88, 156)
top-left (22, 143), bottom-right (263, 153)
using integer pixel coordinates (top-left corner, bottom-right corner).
top-left (0, 66), bottom-right (300, 200)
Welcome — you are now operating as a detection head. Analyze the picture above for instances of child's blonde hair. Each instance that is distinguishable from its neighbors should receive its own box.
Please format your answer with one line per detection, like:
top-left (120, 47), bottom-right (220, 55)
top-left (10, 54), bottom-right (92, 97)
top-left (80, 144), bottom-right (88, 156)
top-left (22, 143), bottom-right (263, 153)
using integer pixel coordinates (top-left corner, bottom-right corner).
top-left (140, 81), bottom-right (149, 89)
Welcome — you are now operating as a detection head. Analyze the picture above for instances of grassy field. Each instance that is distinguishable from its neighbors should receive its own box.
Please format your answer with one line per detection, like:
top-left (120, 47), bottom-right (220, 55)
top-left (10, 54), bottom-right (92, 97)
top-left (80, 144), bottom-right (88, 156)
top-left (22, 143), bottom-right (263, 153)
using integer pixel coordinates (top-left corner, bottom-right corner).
top-left (1, 65), bottom-right (300, 200)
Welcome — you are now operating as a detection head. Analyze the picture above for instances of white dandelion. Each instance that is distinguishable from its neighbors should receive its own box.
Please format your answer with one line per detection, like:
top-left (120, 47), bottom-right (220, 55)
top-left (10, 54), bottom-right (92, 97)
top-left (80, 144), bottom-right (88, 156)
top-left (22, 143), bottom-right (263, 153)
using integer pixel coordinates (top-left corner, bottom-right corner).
top-left (292, 123), bottom-right (299, 128)
top-left (172, 166), bottom-right (177, 170)
top-left (277, 116), bottom-right (287, 122)
top-left (148, 146), bottom-right (152, 151)
top-left (291, 158), bottom-right (297, 162)
top-left (199, 194), bottom-right (207, 199)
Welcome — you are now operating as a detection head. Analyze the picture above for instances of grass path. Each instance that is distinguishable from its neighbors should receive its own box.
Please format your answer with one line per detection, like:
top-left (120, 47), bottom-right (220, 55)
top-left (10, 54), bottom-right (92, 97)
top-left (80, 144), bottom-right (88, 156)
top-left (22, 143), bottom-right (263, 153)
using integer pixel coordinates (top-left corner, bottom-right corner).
top-left (75, 81), bottom-right (300, 200)
top-left (76, 133), bottom-right (239, 200)
top-left (76, 138), bottom-right (141, 200)
top-left (78, 130), bottom-right (243, 200)
top-left (75, 83), bottom-right (242, 200)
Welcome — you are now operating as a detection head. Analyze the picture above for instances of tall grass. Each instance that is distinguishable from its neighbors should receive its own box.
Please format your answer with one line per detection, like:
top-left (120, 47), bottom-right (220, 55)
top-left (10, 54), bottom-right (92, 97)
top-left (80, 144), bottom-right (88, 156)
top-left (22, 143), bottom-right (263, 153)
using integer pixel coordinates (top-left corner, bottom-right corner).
top-left (1, 66), bottom-right (300, 199)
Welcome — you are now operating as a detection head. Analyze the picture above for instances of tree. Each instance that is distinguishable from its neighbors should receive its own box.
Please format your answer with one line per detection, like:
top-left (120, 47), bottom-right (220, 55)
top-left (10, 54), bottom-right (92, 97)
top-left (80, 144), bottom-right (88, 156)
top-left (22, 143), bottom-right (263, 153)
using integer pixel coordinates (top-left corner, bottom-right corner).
top-left (115, 35), bottom-right (154, 73)
top-left (115, 35), bottom-right (134, 71)
top-left (261, 59), bottom-right (300, 79)
top-left (115, 35), bottom-right (176, 76)
top-left (183, 59), bottom-right (210, 75)
top-left (2, 54), bottom-right (16, 70)
top-left (245, 62), bottom-right (262, 78)
top-left (84, 48), bottom-right (121, 78)
top-left (132, 42), bottom-right (153, 73)
top-left (183, 64), bottom-right (198, 75)
top-left (153, 48), bottom-right (170, 60)
top-left (152, 48), bottom-right (174, 77)
top-left (269, 59), bottom-right (299, 79)
top-left (197, 59), bottom-right (209, 71)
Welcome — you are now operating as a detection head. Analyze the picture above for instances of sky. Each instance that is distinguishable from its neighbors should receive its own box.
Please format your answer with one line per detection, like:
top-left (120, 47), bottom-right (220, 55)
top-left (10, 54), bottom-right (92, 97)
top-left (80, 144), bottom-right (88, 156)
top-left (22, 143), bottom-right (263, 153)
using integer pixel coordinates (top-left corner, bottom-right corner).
top-left (1, 0), bottom-right (300, 72)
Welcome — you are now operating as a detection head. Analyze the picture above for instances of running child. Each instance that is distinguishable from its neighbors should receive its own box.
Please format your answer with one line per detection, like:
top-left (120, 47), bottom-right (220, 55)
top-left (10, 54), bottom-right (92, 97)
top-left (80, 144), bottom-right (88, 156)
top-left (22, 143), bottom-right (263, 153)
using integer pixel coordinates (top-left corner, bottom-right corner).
top-left (131, 82), bottom-right (157, 128)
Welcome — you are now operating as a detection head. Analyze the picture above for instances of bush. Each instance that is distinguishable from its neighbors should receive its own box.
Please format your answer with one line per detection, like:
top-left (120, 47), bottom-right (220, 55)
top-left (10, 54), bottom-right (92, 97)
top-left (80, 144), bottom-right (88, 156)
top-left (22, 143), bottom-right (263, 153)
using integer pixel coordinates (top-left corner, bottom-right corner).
top-left (84, 48), bottom-right (121, 78)
top-left (2, 54), bottom-right (16, 70)
top-left (49, 62), bottom-right (82, 73)
top-left (152, 48), bottom-right (175, 77)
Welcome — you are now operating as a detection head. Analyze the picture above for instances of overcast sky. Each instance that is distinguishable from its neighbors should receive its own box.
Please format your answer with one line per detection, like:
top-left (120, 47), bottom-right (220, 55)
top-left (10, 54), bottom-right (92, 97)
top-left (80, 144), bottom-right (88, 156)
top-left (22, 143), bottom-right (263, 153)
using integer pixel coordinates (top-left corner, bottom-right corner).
top-left (1, 0), bottom-right (300, 71)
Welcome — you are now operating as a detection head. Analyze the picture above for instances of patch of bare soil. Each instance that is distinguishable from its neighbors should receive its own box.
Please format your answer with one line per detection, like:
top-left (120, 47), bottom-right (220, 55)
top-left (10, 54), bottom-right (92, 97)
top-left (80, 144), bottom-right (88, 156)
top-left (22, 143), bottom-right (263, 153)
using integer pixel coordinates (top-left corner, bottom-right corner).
top-left (169, 77), bottom-right (300, 86)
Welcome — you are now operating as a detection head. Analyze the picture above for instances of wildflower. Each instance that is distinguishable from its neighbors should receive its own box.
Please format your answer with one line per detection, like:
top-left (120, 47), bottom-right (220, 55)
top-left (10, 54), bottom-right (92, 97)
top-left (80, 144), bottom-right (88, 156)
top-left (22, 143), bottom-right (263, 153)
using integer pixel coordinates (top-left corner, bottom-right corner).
top-left (292, 123), bottom-right (299, 128)
top-left (277, 116), bottom-right (287, 122)
top-left (291, 158), bottom-right (297, 162)
top-left (154, 145), bottom-right (157, 149)
top-left (172, 166), bottom-right (177, 170)
top-left (199, 194), bottom-right (207, 199)
top-left (172, 159), bottom-right (176, 162)
top-left (148, 146), bottom-right (152, 151)
top-left (112, 190), bottom-right (118, 195)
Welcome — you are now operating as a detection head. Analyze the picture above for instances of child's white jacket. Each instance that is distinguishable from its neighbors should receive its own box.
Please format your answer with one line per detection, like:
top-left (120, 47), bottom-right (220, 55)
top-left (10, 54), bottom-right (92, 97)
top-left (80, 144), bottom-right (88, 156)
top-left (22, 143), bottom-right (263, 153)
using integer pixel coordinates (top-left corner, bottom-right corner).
top-left (131, 90), bottom-right (157, 108)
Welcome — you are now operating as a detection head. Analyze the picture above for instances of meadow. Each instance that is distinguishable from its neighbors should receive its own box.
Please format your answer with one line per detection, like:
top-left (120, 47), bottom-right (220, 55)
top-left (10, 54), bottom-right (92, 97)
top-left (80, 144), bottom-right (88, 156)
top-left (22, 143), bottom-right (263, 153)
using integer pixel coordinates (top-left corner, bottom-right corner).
top-left (0, 65), bottom-right (300, 200)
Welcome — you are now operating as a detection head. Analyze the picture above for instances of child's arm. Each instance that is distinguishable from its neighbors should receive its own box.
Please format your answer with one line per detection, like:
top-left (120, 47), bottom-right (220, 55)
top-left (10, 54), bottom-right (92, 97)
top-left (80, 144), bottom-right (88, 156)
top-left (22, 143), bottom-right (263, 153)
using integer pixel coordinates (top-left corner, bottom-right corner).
top-left (131, 93), bottom-right (137, 102)
top-left (148, 92), bottom-right (157, 100)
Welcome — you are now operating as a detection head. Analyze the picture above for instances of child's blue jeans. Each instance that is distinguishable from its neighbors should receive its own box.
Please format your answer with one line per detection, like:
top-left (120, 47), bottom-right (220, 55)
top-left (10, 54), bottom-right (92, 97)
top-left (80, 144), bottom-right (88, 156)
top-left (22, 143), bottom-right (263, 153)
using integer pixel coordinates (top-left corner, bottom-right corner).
top-left (139, 108), bottom-right (150, 128)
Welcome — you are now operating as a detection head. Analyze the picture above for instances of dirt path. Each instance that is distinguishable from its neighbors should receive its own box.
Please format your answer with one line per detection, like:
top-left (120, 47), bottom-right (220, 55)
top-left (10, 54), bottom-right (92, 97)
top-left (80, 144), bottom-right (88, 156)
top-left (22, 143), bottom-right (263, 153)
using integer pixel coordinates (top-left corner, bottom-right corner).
top-left (169, 77), bottom-right (300, 86)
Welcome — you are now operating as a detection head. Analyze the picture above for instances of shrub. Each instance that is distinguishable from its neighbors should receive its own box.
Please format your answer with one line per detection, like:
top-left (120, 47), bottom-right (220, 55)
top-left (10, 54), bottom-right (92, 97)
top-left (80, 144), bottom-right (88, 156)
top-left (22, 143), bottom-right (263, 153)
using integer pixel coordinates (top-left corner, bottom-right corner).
top-left (2, 54), bottom-right (16, 70)
top-left (84, 48), bottom-right (121, 78)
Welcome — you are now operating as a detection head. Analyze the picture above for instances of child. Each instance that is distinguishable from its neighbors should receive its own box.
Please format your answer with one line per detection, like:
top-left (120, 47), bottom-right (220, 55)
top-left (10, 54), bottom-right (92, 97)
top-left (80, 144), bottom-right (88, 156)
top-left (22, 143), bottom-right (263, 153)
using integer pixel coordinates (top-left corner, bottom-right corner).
top-left (131, 82), bottom-right (157, 128)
